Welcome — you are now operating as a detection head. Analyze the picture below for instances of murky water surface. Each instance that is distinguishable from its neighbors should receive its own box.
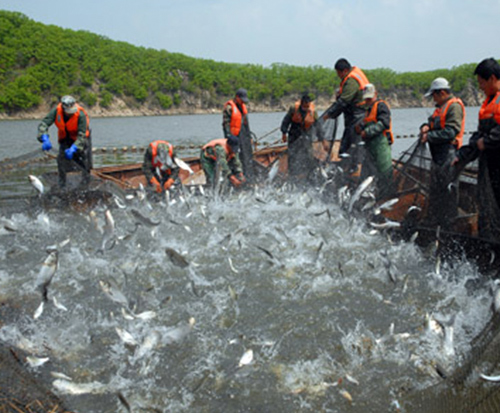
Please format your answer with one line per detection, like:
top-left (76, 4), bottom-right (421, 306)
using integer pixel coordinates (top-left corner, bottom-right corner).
top-left (0, 177), bottom-right (493, 412)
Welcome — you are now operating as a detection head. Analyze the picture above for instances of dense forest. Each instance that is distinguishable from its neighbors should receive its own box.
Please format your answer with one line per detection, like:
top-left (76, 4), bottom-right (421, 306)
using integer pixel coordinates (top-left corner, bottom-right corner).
top-left (0, 10), bottom-right (484, 117)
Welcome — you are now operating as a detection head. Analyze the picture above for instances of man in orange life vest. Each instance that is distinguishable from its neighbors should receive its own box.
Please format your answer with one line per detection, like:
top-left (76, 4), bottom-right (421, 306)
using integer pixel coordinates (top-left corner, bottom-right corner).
top-left (200, 135), bottom-right (245, 189)
top-left (420, 77), bottom-right (465, 229)
top-left (322, 58), bottom-right (370, 172)
top-left (453, 58), bottom-right (500, 239)
top-left (281, 93), bottom-right (326, 180)
top-left (142, 140), bottom-right (179, 194)
top-left (356, 84), bottom-right (394, 198)
top-left (37, 95), bottom-right (92, 188)
top-left (223, 88), bottom-right (253, 182)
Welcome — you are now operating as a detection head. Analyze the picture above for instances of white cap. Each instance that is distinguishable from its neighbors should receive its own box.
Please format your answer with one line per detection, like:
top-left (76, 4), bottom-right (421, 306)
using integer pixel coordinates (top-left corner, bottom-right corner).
top-left (425, 77), bottom-right (451, 97)
top-left (61, 95), bottom-right (77, 114)
top-left (362, 83), bottom-right (376, 99)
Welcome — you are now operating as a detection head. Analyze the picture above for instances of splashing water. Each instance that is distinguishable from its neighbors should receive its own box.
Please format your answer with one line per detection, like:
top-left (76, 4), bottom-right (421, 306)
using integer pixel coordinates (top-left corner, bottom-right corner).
top-left (0, 183), bottom-right (493, 412)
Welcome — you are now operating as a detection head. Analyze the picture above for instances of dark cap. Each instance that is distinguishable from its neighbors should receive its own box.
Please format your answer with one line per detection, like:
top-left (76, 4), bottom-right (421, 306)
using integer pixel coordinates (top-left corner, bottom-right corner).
top-left (235, 88), bottom-right (249, 103)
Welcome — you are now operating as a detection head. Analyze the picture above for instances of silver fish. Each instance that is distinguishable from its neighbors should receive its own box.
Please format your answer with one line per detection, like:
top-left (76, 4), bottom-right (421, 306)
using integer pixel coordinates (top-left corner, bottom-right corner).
top-left (27, 355), bottom-right (50, 367)
top-left (228, 257), bottom-right (239, 274)
top-left (98, 210), bottom-right (116, 253)
top-left (238, 349), bottom-right (254, 367)
top-left (135, 330), bottom-right (161, 359)
top-left (165, 247), bottom-right (189, 268)
top-left (136, 183), bottom-right (146, 201)
top-left (163, 317), bottom-right (195, 345)
top-left (370, 220), bottom-right (401, 230)
top-left (131, 208), bottom-right (161, 227)
top-left (480, 373), bottom-right (500, 382)
top-left (374, 198), bottom-right (399, 215)
top-left (52, 296), bottom-right (68, 311)
top-left (28, 175), bottom-right (44, 194)
top-left (442, 315), bottom-right (456, 358)
top-left (174, 157), bottom-right (194, 174)
top-left (37, 251), bottom-right (58, 302)
top-left (267, 160), bottom-right (280, 183)
top-left (99, 279), bottom-right (129, 307)
top-left (348, 176), bottom-right (374, 213)
top-left (115, 327), bottom-right (139, 346)
top-left (50, 371), bottom-right (73, 381)
top-left (33, 301), bottom-right (44, 319)
top-left (493, 280), bottom-right (500, 312)
top-left (52, 379), bottom-right (107, 395)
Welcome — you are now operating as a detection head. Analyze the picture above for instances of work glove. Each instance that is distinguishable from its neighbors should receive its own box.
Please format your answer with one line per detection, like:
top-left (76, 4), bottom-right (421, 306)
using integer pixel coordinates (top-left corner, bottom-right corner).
top-left (163, 177), bottom-right (175, 190)
top-left (282, 133), bottom-right (287, 143)
top-left (64, 144), bottom-right (78, 160)
top-left (236, 172), bottom-right (246, 184)
top-left (150, 177), bottom-right (162, 193)
top-left (40, 134), bottom-right (52, 151)
top-left (229, 174), bottom-right (242, 188)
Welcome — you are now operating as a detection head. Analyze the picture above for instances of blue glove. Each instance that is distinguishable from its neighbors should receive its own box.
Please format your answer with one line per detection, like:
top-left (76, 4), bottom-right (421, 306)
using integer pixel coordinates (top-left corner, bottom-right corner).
top-left (40, 134), bottom-right (52, 151)
top-left (64, 144), bottom-right (78, 160)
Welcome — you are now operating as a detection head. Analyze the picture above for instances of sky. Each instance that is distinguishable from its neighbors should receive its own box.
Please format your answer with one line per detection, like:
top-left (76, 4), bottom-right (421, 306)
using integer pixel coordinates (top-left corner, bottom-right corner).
top-left (1, 0), bottom-right (498, 73)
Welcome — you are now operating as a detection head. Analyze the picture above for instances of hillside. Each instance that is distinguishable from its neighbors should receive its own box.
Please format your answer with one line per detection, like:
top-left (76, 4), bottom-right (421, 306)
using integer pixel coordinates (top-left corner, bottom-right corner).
top-left (0, 10), bottom-right (484, 119)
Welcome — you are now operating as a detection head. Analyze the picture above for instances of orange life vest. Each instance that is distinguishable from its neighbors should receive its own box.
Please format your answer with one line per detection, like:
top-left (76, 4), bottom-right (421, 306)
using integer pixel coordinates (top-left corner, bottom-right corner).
top-left (291, 101), bottom-right (316, 130)
top-left (429, 97), bottom-right (465, 148)
top-left (54, 103), bottom-right (90, 142)
top-left (364, 100), bottom-right (394, 145)
top-left (339, 66), bottom-right (369, 95)
top-left (202, 138), bottom-right (235, 161)
top-left (479, 91), bottom-right (500, 126)
top-left (150, 140), bottom-right (174, 174)
top-left (225, 100), bottom-right (248, 136)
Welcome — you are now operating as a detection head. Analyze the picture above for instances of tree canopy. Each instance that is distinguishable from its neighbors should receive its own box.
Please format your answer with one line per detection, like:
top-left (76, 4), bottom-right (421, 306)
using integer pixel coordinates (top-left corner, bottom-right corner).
top-left (0, 10), bottom-right (482, 114)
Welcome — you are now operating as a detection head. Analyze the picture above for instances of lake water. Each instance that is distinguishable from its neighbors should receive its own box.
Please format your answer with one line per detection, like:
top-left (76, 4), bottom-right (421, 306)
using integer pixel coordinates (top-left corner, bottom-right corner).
top-left (0, 107), bottom-right (492, 413)
top-left (0, 107), bottom-right (480, 162)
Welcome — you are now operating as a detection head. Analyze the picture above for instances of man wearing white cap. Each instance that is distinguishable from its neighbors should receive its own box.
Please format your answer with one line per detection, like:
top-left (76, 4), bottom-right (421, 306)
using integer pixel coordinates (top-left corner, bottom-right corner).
top-left (420, 77), bottom-right (465, 229)
top-left (356, 83), bottom-right (394, 198)
top-left (37, 95), bottom-right (92, 188)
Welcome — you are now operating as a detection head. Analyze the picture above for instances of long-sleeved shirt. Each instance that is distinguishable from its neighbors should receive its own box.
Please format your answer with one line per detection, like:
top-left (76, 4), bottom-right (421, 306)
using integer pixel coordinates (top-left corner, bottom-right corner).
top-left (325, 76), bottom-right (365, 122)
top-left (37, 107), bottom-right (89, 150)
top-left (362, 100), bottom-right (391, 141)
top-left (222, 101), bottom-right (249, 139)
top-left (280, 104), bottom-right (325, 143)
top-left (142, 145), bottom-right (179, 185)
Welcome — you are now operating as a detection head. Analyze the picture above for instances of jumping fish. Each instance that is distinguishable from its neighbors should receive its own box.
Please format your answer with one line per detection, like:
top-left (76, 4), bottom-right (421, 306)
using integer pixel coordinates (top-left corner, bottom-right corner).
top-left (135, 330), bottom-right (161, 359)
top-left (27, 356), bottom-right (49, 367)
top-left (130, 208), bottom-right (161, 227)
top-left (52, 379), bottom-right (107, 395)
top-left (52, 296), bottom-right (68, 311)
top-left (36, 250), bottom-right (58, 302)
top-left (99, 279), bottom-right (129, 308)
top-left (115, 327), bottom-right (139, 346)
top-left (28, 175), bottom-right (44, 194)
top-left (33, 301), bottom-right (44, 319)
top-left (165, 247), bottom-right (189, 268)
top-left (348, 176), bottom-right (374, 213)
top-left (238, 349), bottom-right (254, 367)
top-left (267, 160), bottom-right (280, 183)
top-left (98, 210), bottom-right (116, 253)
top-left (163, 317), bottom-right (196, 345)
top-left (370, 220), bottom-right (401, 230)
top-left (339, 389), bottom-right (353, 403)
top-left (174, 157), bottom-right (194, 174)
top-left (480, 373), bottom-right (500, 382)
top-left (374, 198), bottom-right (399, 215)
top-left (228, 257), bottom-right (239, 274)
top-left (492, 280), bottom-right (500, 313)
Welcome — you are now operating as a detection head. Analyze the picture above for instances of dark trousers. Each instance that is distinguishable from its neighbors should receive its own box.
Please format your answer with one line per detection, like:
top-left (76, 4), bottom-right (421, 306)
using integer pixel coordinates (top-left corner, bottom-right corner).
top-left (57, 135), bottom-right (92, 188)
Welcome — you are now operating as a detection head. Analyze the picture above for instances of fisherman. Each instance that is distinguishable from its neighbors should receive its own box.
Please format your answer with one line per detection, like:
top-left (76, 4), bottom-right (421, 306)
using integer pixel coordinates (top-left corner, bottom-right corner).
top-left (322, 58), bottom-right (370, 173)
top-left (356, 84), bottom-right (394, 198)
top-left (223, 88), bottom-right (254, 183)
top-left (453, 58), bottom-right (500, 239)
top-left (200, 136), bottom-right (246, 189)
top-left (142, 140), bottom-right (180, 194)
top-left (420, 77), bottom-right (465, 230)
top-left (37, 95), bottom-right (92, 188)
top-left (281, 93), bottom-right (327, 181)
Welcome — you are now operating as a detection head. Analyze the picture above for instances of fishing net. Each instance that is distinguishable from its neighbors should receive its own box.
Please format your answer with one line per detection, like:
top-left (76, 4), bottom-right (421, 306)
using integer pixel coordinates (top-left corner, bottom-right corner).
top-left (404, 313), bottom-right (500, 413)
top-left (0, 345), bottom-right (73, 413)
